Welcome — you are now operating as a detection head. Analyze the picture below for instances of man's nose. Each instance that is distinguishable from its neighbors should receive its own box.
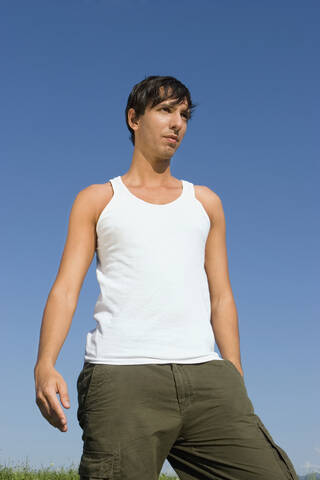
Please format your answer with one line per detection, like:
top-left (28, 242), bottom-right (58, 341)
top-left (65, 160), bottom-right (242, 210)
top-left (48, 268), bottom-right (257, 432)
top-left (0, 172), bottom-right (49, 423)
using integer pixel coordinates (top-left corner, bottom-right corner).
top-left (169, 112), bottom-right (184, 130)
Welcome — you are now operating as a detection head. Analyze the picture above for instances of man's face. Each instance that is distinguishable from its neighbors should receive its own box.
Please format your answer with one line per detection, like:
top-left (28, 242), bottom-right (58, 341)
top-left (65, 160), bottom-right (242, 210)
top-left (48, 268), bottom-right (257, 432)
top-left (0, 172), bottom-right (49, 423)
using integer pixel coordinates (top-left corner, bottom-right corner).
top-left (130, 93), bottom-right (190, 159)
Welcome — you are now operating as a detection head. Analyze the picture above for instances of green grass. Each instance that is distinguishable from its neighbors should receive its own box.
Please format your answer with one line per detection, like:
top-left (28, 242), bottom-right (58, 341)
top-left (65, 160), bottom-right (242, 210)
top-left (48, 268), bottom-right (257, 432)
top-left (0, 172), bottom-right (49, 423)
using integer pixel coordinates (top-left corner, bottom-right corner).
top-left (4, 459), bottom-right (318, 479)
top-left (0, 459), bottom-right (179, 479)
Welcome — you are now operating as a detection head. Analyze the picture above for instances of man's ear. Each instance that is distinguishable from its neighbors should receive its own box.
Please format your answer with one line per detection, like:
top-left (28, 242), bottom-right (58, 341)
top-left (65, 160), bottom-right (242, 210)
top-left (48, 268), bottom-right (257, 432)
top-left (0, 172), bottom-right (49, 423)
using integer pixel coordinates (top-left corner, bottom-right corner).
top-left (128, 108), bottom-right (140, 131)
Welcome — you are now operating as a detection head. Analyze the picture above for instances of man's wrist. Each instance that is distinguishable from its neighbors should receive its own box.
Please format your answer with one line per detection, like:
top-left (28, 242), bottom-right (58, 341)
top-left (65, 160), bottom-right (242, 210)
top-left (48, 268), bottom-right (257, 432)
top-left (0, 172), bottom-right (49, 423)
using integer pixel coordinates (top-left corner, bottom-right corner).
top-left (34, 360), bottom-right (56, 372)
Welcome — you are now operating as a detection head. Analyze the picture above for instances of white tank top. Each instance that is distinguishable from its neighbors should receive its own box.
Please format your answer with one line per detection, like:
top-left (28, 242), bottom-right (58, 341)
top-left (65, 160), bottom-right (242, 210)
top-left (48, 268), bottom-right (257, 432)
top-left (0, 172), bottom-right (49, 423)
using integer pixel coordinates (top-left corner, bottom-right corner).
top-left (84, 175), bottom-right (222, 364)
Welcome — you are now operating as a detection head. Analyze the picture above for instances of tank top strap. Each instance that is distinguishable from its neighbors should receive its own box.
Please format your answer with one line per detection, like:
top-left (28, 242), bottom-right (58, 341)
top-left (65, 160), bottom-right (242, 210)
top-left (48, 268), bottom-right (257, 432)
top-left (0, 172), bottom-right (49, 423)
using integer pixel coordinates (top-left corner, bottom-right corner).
top-left (182, 179), bottom-right (195, 200)
top-left (108, 176), bottom-right (122, 197)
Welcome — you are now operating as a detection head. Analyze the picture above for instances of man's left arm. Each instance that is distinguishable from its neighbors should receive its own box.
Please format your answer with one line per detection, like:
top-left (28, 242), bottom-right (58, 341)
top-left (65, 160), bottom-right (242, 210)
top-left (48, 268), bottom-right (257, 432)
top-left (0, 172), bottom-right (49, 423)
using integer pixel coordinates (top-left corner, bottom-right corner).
top-left (195, 185), bottom-right (244, 378)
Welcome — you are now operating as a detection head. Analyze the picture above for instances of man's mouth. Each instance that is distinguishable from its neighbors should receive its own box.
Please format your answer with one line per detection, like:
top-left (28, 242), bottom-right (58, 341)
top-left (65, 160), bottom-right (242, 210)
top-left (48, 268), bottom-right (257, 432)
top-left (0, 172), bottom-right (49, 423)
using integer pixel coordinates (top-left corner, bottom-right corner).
top-left (164, 136), bottom-right (178, 144)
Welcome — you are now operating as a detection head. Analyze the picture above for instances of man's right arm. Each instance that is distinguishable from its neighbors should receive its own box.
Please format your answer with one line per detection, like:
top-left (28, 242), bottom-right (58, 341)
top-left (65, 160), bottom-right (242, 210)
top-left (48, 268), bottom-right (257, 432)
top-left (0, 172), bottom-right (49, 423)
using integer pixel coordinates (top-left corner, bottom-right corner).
top-left (33, 184), bottom-right (100, 432)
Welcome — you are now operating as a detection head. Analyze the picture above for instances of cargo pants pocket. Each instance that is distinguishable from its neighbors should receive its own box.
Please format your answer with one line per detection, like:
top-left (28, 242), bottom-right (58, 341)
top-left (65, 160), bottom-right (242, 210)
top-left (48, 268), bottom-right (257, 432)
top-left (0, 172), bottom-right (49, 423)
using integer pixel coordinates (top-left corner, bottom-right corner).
top-left (76, 362), bottom-right (100, 430)
top-left (79, 448), bottom-right (119, 479)
top-left (255, 414), bottom-right (298, 480)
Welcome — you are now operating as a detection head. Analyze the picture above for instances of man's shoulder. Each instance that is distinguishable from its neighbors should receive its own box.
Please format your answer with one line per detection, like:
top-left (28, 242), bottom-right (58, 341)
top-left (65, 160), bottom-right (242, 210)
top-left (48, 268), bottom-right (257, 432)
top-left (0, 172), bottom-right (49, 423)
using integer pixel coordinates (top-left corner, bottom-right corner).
top-left (194, 184), bottom-right (221, 202)
top-left (74, 182), bottom-right (114, 225)
top-left (193, 184), bottom-right (223, 222)
top-left (80, 181), bottom-right (113, 196)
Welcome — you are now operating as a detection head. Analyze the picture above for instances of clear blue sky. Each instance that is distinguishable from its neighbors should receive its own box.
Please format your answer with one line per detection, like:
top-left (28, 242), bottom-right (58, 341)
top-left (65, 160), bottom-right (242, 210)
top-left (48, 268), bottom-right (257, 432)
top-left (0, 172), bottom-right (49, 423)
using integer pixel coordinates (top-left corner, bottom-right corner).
top-left (1, 0), bottom-right (319, 477)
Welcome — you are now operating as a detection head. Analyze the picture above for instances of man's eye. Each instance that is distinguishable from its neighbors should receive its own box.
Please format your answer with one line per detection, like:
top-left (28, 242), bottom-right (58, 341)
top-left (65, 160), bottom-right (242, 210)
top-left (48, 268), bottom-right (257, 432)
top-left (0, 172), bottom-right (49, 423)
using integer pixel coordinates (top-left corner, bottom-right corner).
top-left (161, 107), bottom-right (188, 119)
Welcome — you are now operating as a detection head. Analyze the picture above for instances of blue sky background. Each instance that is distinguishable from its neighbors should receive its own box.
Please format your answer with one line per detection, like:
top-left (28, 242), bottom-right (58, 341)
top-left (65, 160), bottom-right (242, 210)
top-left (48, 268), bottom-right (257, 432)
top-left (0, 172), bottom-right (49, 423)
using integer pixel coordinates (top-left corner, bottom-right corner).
top-left (1, 0), bottom-right (319, 477)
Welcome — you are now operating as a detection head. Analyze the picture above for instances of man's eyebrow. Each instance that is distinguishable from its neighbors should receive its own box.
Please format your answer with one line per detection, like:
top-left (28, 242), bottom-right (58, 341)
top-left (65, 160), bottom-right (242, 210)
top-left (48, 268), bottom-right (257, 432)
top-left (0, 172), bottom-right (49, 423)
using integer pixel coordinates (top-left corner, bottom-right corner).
top-left (159, 101), bottom-right (190, 112)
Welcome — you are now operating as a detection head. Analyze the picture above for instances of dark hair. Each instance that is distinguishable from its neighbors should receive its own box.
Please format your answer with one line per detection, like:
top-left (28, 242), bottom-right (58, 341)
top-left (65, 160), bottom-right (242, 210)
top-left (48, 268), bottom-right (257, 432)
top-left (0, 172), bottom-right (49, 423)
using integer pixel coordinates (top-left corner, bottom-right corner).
top-left (125, 75), bottom-right (198, 146)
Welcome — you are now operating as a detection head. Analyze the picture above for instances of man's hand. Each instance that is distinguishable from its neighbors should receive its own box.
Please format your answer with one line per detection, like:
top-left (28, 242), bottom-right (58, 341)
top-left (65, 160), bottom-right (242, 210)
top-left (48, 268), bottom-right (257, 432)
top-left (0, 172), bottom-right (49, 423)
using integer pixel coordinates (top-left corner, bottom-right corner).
top-left (234, 363), bottom-right (244, 378)
top-left (226, 359), bottom-right (244, 378)
top-left (34, 364), bottom-right (70, 432)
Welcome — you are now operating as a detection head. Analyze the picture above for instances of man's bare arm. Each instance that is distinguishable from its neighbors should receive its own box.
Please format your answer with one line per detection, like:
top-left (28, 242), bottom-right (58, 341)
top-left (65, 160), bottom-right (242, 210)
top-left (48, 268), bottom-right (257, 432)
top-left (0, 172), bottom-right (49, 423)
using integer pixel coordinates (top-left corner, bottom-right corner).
top-left (33, 183), bottom-right (110, 432)
top-left (195, 185), bottom-right (243, 377)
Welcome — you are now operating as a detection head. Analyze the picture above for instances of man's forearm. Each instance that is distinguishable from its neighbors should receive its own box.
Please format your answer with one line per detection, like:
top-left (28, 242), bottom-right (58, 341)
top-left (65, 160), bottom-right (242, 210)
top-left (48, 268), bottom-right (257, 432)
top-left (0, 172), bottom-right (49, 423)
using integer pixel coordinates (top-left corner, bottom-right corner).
top-left (210, 297), bottom-right (243, 374)
top-left (34, 288), bottom-right (76, 370)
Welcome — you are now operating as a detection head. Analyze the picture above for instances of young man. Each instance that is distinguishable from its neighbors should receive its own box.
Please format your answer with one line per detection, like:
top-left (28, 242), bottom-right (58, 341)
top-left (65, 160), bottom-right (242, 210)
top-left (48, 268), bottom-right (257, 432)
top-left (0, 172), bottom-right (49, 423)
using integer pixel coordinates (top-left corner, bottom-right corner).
top-left (34, 75), bottom-right (298, 480)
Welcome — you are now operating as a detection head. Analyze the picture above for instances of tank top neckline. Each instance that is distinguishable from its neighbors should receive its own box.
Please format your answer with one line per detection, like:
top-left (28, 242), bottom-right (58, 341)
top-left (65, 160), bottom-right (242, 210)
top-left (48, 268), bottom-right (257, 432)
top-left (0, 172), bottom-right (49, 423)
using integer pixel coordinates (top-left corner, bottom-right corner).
top-left (117, 175), bottom-right (186, 207)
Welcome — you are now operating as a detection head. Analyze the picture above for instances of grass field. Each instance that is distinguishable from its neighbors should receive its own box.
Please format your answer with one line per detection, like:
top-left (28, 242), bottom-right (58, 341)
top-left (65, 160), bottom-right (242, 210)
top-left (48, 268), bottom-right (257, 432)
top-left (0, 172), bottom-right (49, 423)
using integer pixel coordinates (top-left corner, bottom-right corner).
top-left (0, 459), bottom-right (179, 480)
top-left (2, 460), bottom-right (319, 479)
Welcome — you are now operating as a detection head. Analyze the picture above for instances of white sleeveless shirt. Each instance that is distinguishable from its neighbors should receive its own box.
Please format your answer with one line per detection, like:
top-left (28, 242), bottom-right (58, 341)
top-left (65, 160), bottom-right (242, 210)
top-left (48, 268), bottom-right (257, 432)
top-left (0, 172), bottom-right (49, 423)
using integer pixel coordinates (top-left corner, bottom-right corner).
top-left (84, 175), bottom-right (222, 364)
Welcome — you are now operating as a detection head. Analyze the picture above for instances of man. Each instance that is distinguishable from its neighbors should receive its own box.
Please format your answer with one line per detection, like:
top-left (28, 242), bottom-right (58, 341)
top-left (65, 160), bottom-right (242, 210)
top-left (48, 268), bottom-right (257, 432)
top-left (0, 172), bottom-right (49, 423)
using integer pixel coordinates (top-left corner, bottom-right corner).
top-left (34, 75), bottom-right (298, 479)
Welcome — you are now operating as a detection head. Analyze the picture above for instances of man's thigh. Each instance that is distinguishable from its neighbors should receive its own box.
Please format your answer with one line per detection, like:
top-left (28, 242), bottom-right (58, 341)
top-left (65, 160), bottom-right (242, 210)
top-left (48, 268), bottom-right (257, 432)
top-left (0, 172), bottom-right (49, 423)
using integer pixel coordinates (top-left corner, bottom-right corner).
top-left (76, 361), bottom-right (182, 480)
top-left (166, 359), bottom-right (298, 480)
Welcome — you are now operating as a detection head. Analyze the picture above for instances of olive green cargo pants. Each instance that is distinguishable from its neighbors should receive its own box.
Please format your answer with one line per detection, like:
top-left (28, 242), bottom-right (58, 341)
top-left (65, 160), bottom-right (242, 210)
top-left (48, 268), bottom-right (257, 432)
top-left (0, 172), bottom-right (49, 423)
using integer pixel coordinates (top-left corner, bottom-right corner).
top-left (76, 359), bottom-right (298, 480)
